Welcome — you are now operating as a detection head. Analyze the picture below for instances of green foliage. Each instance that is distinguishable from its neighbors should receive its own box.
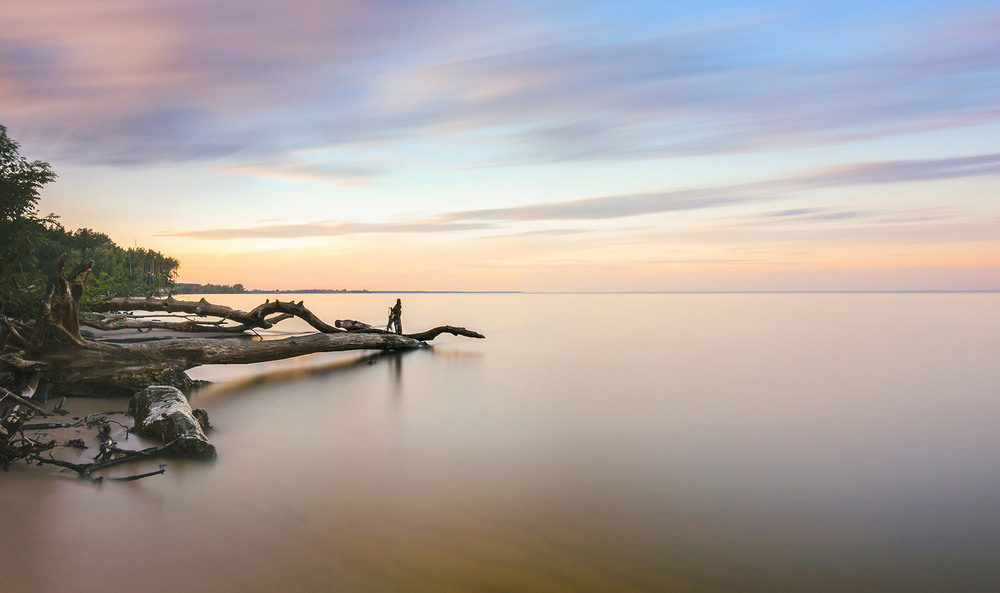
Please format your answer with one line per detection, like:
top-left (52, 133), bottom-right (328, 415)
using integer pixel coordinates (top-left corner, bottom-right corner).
top-left (0, 125), bottom-right (180, 318)
top-left (38, 224), bottom-right (180, 306)
top-left (0, 125), bottom-right (56, 315)
top-left (174, 283), bottom-right (247, 294)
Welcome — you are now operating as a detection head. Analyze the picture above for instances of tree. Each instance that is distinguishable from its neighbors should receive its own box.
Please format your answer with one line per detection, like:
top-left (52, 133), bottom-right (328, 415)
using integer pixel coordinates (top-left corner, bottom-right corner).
top-left (0, 125), bottom-right (180, 316)
top-left (0, 125), bottom-right (56, 316)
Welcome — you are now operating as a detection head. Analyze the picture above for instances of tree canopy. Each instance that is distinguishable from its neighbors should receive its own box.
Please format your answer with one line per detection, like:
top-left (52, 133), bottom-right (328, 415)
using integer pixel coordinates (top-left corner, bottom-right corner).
top-left (0, 125), bottom-right (56, 315)
top-left (0, 125), bottom-right (179, 318)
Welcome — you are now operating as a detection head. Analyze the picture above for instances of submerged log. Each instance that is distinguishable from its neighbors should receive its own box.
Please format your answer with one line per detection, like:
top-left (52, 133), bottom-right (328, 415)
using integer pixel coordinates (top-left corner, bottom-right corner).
top-left (129, 386), bottom-right (216, 459)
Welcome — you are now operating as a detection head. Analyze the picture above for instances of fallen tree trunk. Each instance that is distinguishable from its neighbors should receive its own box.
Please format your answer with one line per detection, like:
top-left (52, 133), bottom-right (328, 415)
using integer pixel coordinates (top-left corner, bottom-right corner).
top-left (334, 319), bottom-right (485, 341)
top-left (89, 296), bottom-right (341, 333)
top-left (39, 331), bottom-right (425, 395)
top-left (80, 312), bottom-right (295, 334)
top-left (129, 386), bottom-right (216, 459)
top-left (4, 255), bottom-right (484, 399)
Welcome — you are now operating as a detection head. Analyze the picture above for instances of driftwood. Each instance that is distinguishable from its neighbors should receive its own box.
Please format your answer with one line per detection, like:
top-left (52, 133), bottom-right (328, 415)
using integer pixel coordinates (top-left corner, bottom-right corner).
top-left (129, 386), bottom-right (216, 459)
top-left (88, 296), bottom-right (340, 333)
top-left (33, 330), bottom-right (425, 396)
top-left (1, 254), bottom-right (484, 469)
top-left (0, 371), bottom-right (48, 466)
top-left (335, 319), bottom-right (485, 341)
top-left (0, 263), bottom-right (481, 395)
top-left (31, 443), bottom-right (174, 483)
top-left (81, 311), bottom-right (294, 334)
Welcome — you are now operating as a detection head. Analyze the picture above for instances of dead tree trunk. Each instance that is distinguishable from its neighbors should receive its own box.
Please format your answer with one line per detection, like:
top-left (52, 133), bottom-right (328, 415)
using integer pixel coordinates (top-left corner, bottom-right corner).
top-left (40, 330), bottom-right (426, 395)
top-left (1, 256), bottom-right (484, 397)
top-left (335, 319), bottom-right (485, 341)
top-left (30, 255), bottom-right (93, 349)
top-left (87, 296), bottom-right (340, 333)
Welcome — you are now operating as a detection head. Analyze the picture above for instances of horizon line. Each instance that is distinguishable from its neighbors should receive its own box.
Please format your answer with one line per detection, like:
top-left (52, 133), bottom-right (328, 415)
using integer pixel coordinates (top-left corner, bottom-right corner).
top-left (173, 289), bottom-right (1000, 295)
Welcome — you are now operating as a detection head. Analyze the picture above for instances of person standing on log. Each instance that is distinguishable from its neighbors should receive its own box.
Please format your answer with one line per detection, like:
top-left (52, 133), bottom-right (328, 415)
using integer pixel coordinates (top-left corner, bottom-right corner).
top-left (387, 299), bottom-right (402, 334)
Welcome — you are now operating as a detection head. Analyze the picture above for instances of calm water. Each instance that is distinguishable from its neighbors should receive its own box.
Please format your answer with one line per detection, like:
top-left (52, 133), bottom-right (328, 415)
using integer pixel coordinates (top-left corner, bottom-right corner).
top-left (2, 293), bottom-right (999, 592)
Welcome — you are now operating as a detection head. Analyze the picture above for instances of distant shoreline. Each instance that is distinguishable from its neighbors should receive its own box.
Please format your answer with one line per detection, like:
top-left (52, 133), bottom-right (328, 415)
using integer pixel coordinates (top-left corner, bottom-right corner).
top-left (171, 289), bottom-right (998, 295)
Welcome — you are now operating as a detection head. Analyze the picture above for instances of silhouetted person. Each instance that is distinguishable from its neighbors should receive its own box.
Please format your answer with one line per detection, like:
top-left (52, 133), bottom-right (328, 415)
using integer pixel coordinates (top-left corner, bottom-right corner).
top-left (387, 299), bottom-right (402, 334)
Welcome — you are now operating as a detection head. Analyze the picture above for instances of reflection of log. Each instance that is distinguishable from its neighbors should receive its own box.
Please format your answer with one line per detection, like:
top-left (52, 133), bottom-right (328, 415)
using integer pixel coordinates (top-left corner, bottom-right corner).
top-left (129, 386), bottom-right (216, 459)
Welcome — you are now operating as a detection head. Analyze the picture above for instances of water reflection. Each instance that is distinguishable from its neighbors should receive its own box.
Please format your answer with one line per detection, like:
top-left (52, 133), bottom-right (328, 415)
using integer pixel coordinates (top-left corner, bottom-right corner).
top-left (2, 293), bottom-right (999, 593)
top-left (193, 350), bottom-right (414, 403)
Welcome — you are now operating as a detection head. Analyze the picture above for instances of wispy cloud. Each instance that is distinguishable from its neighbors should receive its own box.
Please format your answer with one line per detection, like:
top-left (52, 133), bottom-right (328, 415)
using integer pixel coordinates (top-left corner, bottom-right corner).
top-left (159, 219), bottom-right (494, 240)
top-left (2, 2), bottom-right (999, 169)
top-left (212, 160), bottom-right (381, 187)
top-left (159, 151), bottom-right (1000, 239)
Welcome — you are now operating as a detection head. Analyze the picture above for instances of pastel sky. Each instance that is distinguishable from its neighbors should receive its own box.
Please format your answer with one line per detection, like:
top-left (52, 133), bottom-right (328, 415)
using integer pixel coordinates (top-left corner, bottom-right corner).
top-left (3, 0), bottom-right (999, 291)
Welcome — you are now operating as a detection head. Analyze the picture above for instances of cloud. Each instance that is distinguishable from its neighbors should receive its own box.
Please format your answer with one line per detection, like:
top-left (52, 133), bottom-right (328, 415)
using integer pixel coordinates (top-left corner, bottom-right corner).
top-left (752, 208), bottom-right (874, 223)
top-left (1, 2), bottom-right (999, 168)
top-left (444, 189), bottom-right (751, 222)
top-left (789, 152), bottom-right (1000, 187)
top-left (212, 160), bottom-right (381, 187)
top-left (159, 151), bottom-right (1000, 239)
top-left (159, 219), bottom-right (494, 240)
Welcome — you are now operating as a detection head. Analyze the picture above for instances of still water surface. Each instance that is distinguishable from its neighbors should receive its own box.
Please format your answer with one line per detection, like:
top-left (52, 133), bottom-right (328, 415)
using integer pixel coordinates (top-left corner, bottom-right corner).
top-left (2, 293), bottom-right (999, 592)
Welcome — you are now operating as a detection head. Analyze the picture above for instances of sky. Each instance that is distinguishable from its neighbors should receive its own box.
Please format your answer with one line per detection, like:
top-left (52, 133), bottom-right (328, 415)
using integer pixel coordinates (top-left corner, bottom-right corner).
top-left (2, 0), bottom-right (999, 291)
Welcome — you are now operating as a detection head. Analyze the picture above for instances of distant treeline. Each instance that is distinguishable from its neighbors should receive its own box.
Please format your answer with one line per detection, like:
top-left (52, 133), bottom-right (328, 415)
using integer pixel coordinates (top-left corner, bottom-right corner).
top-left (173, 285), bottom-right (370, 294)
top-left (3, 221), bottom-right (179, 316)
top-left (248, 288), bottom-right (371, 294)
top-left (173, 283), bottom-right (247, 294)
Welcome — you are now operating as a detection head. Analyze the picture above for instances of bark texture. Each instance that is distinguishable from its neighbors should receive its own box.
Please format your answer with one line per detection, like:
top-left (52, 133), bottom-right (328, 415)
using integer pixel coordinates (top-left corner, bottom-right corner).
top-left (2, 257), bottom-right (484, 472)
top-left (129, 385), bottom-right (216, 459)
top-left (89, 296), bottom-right (340, 333)
top-left (335, 319), bottom-right (485, 341)
top-left (42, 331), bottom-right (425, 395)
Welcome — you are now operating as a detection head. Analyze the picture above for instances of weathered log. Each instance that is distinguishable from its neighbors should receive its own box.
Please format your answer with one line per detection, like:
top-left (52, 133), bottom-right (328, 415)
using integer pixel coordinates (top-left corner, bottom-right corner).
top-left (0, 372), bottom-right (47, 465)
top-left (335, 319), bottom-right (485, 341)
top-left (90, 295), bottom-right (267, 326)
top-left (90, 296), bottom-right (341, 333)
top-left (40, 330), bottom-right (425, 395)
top-left (6, 261), bottom-right (484, 398)
top-left (0, 385), bottom-right (49, 416)
top-left (129, 386), bottom-right (216, 459)
top-left (334, 319), bottom-right (374, 331)
top-left (80, 312), bottom-right (296, 334)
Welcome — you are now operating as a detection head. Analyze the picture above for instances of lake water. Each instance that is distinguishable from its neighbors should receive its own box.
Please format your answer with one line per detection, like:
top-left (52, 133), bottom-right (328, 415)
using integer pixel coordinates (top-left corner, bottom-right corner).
top-left (2, 293), bottom-right (999, 592)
